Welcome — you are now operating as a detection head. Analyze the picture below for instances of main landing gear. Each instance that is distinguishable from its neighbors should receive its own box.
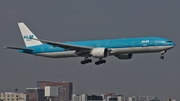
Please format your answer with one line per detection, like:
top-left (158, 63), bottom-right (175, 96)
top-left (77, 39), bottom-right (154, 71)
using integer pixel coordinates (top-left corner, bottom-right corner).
top-left (80, 58), bottom-right (106, 65)
top-left (160, 50), bottom-right (166, 59)
top-left (95, 58), bottom-right (106, 65)
top-left (81, 57), bottom-right (92, 64)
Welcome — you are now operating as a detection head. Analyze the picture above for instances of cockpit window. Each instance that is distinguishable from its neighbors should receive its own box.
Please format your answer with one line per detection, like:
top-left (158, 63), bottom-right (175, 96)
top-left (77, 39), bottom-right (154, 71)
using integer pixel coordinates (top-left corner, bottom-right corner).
top-left (166, 41), bottom-right (172, 43)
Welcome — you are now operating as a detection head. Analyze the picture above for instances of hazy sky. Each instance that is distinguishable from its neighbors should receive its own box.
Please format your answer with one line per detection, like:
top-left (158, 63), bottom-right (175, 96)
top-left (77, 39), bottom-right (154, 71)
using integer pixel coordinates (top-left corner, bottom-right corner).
top-left (0, 1), bottom-right (180, 100)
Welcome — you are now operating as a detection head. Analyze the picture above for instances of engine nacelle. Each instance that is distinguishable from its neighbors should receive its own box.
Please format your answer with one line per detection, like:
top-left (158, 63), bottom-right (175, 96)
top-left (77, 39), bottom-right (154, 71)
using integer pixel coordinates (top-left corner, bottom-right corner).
top-left (115, 54), bottom-right (133, 59)
top-left (91, 48), bottom-right (108, 58)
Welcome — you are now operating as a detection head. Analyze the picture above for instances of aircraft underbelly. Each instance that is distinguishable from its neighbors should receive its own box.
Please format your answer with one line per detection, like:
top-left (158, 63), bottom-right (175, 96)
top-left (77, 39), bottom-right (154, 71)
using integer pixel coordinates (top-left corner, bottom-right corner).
top-left (35, 51), bottom-right (77, 58)
top-left (34, 46), bottom-right (173, 58)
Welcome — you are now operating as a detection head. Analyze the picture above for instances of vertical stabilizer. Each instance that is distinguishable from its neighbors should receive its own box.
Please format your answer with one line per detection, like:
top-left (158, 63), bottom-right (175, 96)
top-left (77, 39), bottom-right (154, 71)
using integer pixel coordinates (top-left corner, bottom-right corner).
top-left (18, 22), bottom-right (42, 47)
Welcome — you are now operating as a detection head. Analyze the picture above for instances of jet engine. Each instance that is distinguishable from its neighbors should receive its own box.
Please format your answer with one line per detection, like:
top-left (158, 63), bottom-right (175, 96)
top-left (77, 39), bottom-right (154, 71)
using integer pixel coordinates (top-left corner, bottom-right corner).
top-left (115, 54), bottom-right (133, 59)
top-left (91, 48), bottom-right (109, 58)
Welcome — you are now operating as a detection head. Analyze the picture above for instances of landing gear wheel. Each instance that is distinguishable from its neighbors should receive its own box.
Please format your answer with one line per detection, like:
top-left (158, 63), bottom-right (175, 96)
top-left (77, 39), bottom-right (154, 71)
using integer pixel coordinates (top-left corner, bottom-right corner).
top-left (88, 59), bottom-right (92, 63)
top-left (95, 61), bottom-right (99, 65)
top-left (84, 60), bottom-right (89, 63)
top-left (102, 60), bottom-right (106, 63)
top-left (80, 58), bottom-right (92, 65)
top-left (81, 61), bottom-right (85, 64)
top-left (160, 56), bottom-right (164, 59)
top-left (95, 59), bottom-right (106, 65)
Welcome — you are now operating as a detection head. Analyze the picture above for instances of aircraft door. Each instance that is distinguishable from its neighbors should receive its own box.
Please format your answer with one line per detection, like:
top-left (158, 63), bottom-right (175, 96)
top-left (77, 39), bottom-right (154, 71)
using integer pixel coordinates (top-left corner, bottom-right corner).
top-left (96, 43), bottom-right (100, 47)
top-left (154, 40), bottom-right (158, 46)
top-left (131, 41), bottom-right (136, 52)
top-left (131, 41), bottom-right (135, 47)
top-left (41, 47), bottom-right (44, 53)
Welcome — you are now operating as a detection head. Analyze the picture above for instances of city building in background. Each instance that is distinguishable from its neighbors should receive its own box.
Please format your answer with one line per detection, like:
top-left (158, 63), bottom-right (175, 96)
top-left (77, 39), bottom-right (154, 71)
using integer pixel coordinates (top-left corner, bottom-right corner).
top-left (103, 93), bottom-right (123, 101)
top-left (72, 94), bottom-right (103, 101)
top-left (0, 80), bottom-right (177, 101)
top-left (37, 81), bottom-right (73, 101)
top-left (138, 96), bottom-right (160, 101)
top-left (172, 99), bottom-right (178, 101)
top-left (0, 92), bottom-right (29, 101)
top-left (45, 86), bottom-right (58, 101)
top-left (26, 87), bottom-right (46, 101)
top-left (72, 94), bottom-right (161, 101)
top-left (168, 98), bottom-right (178, 101)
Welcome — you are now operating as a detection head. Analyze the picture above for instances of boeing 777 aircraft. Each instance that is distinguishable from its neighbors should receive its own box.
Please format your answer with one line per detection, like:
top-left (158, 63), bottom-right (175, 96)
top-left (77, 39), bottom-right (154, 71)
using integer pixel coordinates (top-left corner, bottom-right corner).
top-left (4, 22), bottom-right (175, 65)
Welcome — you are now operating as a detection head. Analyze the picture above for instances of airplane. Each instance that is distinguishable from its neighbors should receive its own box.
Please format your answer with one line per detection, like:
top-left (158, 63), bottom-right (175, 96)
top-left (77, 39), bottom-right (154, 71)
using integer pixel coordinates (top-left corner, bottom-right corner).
top-left (4, 22), bottom-right (175, 65)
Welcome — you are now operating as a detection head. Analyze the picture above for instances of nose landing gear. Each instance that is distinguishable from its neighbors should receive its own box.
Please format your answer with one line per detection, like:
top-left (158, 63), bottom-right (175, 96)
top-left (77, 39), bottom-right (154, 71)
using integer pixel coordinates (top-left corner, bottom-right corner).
top-left (160, 51), bottom-right (166, 59)
top-left (160, 56), bottom-right (164, 59)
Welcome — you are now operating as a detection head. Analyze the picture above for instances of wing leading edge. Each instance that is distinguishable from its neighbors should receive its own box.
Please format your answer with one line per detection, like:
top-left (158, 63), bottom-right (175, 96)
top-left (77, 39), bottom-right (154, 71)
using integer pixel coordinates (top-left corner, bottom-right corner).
top-left (33, 38), bottom-right (93, 51)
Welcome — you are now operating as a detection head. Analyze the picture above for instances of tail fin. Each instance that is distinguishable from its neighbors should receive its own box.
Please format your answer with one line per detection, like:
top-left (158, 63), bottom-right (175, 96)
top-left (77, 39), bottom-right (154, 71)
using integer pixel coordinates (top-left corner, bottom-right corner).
top-left (18, 22), bottom-right (42, 47)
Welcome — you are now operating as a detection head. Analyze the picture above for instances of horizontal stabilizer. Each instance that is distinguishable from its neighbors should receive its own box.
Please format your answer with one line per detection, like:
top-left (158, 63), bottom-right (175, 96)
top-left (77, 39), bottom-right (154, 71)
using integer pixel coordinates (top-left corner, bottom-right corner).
top-left (4, 46), bottom-right (33, 51)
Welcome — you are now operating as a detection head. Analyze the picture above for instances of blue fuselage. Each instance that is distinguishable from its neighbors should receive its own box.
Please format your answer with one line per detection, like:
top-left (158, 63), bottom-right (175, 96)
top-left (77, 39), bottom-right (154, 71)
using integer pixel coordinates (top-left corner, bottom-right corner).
top-left (19, 37), bottom-right (175, 58)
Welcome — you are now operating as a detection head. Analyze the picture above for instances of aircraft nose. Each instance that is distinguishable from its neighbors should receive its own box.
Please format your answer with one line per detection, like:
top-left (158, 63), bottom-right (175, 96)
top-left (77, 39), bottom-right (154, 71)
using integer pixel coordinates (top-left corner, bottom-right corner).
top-left (172, 42), bottom-right (175, 47)
top-left (169, 41), bottom-right (175, 48)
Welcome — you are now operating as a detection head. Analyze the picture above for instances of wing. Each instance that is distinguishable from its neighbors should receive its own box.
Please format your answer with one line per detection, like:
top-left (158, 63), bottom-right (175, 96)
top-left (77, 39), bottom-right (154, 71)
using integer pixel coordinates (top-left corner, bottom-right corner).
top-left (4, 46), bottom-right (34, 51)
top-left (33, 38), bottom-right (92, 51)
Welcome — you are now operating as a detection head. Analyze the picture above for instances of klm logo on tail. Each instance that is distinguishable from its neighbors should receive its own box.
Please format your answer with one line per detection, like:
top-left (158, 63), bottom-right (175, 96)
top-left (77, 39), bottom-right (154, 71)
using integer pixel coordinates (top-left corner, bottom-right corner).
top-left (23, 35), bottom-right (34, 41)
